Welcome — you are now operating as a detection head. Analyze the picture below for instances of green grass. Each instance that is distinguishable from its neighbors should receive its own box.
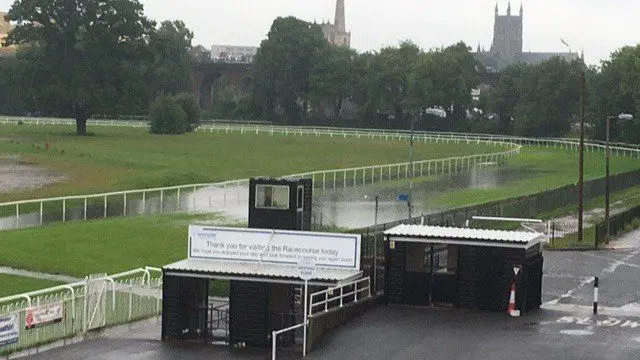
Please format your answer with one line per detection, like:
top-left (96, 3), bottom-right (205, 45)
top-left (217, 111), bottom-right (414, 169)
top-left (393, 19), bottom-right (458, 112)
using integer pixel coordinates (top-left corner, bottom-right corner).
top-left (0, 124), bottom-right (499, 202)
top-left (423, 147), bottom-right (640, 208)
top-left (0, 213), bottom-right (242, 277)
top-left (0, 274), bottom-right (64, 298)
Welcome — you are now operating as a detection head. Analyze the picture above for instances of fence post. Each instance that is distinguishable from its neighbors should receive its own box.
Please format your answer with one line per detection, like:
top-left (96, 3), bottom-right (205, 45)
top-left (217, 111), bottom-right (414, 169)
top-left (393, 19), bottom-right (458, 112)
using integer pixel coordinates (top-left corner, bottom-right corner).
top-left (193, 186), bottom-right (197, 211)
top-left (104, 195), bottom-right (108, 218)
top-left (15, 203), bottom-right (19, 228)
top-left (40, 201), bottom-right (43, 225)
top-left (128, 279), bottom-right (133, 321)
top-left (160, 189), bottom-right (164, 213)
top-left (177, 188), bottom-right (181, 211)
top-left (84, 197), bottom-right (88, 220)
top-left (355, 282), bottom-right (359, 302)
top-left (62, 198), bottom-right (66, 222)
top-left (142, 191), bottom-right (146, 213)
top-left (123, 193), bottom-right (127, 216)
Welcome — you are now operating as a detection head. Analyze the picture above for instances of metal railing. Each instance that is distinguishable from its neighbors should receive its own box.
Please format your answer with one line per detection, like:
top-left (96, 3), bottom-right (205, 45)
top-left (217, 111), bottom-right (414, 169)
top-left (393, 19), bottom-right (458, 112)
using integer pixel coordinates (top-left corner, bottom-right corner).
top-left (308, 277), bottom-right (371, 316)
top-left (0, 267), bottom-right (162, 356)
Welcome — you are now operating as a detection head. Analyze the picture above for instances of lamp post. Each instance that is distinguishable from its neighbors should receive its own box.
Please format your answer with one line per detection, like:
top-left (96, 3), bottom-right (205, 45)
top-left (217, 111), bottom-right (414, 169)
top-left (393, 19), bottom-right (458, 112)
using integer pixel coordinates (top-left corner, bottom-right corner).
top-left (408, 108), bottom-right (446, 221)
top-left (605, 113), bottom-right (634, 243)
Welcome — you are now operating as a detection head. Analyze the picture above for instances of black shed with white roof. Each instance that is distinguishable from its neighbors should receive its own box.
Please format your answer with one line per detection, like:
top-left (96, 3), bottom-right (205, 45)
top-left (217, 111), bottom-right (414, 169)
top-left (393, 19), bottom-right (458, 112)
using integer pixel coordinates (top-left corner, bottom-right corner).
top-left (383, 225), bottom-right (543, 313)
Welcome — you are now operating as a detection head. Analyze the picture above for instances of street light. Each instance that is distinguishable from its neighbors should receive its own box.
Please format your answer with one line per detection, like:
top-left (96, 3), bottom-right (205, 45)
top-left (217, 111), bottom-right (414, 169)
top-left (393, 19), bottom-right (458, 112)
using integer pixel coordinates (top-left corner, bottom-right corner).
top-left (604, 113), bottom-right (634, 243)
top-left (408, 108), bottom-right (447, 220)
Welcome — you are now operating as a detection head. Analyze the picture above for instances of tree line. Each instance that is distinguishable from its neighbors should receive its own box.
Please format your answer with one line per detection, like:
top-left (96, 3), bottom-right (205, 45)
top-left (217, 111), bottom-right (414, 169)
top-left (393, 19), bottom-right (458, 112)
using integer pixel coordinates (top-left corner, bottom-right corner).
top-left (2, 0), bottom-right (196, 135)
top-left (1, 3), bottom-right (639, 142)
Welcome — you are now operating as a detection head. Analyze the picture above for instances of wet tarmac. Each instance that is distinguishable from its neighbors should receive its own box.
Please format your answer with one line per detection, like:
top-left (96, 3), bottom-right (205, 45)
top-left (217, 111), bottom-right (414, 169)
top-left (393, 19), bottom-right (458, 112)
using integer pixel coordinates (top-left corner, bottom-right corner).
top-left (17, 231), bottom-right (640, 360)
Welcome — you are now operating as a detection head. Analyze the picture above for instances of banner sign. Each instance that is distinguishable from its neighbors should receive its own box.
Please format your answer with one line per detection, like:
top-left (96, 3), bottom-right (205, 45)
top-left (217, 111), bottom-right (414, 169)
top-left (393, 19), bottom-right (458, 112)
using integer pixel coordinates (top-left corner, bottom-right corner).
top-left (189, 226), bottom-right (361, 270)
top-left (0, 314), bottom-right (19, 347)
top-left (25, 302), bottom-right (63, 330)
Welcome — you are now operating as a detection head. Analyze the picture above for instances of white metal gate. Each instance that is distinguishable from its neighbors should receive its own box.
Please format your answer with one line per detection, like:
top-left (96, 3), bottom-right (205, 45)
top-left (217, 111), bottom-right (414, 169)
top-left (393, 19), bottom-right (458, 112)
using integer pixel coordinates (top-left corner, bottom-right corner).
top-left (84, 274), bottom-right (108, 331)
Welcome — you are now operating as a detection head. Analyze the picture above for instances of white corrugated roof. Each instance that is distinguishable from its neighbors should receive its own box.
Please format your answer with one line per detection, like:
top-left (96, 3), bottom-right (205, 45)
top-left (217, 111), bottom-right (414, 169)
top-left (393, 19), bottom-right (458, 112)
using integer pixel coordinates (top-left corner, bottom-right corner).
top-left (163, 258), bottom-right (362, 284)
top-left (384, 224), bottom-right (543, 245)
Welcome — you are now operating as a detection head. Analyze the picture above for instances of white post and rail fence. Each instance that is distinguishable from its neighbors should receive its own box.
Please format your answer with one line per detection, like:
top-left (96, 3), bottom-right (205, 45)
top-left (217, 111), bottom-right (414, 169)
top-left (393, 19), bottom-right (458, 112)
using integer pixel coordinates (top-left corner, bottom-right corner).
top-left (1, 119), bottom-right (640, 231)
top-left (0, 267), bottom-right (162, 357)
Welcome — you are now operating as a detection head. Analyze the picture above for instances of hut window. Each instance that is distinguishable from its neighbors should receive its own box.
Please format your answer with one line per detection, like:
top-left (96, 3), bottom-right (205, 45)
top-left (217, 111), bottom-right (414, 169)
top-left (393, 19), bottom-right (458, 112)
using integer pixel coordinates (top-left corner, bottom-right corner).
top-left (255, 185), bottom-right (290, 210)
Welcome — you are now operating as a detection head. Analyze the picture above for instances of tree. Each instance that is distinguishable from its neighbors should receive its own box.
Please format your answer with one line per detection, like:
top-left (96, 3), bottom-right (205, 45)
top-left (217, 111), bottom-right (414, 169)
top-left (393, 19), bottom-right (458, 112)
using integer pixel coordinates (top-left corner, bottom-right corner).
top-left (252, 17), bottom-right (327, 125)
top-left (482, 57), bottom-right (584, 137)
top-left (589, 45), bottom-right (640, 143)
top-left (6, 0), bottom-right (154, 135)
top-left (309, 45), bottom-right (357, 122)
top-left (149, 20), bottom-right (194, 98)
top-left (149, 95), bottom-right (188, 135)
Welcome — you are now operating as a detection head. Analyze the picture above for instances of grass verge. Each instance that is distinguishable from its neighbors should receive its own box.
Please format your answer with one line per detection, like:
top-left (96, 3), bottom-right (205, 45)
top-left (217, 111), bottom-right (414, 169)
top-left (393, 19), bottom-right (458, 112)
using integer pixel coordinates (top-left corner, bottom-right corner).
top-left (0, 213), bottom-right (243, 277)
top-left (0, 274), bottom-right (64, 298)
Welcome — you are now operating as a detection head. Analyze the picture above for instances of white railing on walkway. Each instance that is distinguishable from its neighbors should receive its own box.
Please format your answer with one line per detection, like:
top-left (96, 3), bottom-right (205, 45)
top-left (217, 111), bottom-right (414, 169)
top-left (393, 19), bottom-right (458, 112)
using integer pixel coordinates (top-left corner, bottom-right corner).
top-left (0, 267), bottom-right (162, 356)
top-left (271, 322), bottom-right (306, 360)
top-left (308, 277), bottom-right (372, 316)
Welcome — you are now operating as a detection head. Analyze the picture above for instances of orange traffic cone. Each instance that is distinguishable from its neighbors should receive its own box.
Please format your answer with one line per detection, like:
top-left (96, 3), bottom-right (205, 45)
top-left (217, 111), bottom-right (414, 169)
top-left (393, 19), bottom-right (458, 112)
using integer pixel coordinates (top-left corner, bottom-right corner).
top-left (507, 283), bottom-right (518, 316)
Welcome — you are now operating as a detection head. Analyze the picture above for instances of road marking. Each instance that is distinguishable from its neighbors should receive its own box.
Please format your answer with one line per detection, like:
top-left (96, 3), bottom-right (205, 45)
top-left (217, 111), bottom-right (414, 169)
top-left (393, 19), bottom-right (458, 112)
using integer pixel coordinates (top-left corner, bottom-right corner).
top-left (556, 316), bottom-right (640, 329)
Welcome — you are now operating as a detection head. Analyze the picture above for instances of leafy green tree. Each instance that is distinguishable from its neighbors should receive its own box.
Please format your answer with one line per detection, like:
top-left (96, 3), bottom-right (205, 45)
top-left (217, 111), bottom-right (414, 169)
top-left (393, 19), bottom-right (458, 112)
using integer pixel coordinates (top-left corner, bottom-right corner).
top-left (149, 21), bottom-right (194, 98)
top-left (589, 45), bottom-right (640, 143)
top-left (173, 93), bottom-right (200, 131)
top-left (0, 57), bottom-right (27, 115)
top-left (149, 95), bottom-right (187, 135)
top-left (6, 0), bottom-right (154, 135)
top-left (483, 57), bottom-right (583, 137)
top-left (252, 17), bottom-right (327, 125)
top-left (310, 45), bottom-right (357, 122)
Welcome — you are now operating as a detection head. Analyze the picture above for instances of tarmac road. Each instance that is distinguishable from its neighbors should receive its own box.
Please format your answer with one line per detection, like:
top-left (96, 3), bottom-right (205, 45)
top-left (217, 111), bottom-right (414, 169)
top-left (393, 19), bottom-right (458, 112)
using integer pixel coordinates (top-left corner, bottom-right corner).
top-left (18, 231), bottom-right (640, 360)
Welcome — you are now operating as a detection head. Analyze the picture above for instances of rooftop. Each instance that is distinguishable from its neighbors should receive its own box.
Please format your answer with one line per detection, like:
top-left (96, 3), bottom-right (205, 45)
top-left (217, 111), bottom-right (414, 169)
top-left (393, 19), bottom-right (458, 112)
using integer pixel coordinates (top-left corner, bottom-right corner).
top-left (163, 258), bottom-right (362, 286)
top-left (384, 224), bottom-right (543, 249)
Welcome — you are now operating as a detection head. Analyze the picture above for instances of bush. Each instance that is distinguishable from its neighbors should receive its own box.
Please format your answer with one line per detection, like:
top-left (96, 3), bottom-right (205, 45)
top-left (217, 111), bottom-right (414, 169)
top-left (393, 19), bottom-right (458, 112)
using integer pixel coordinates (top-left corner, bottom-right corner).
top-left (173, 93), bottom-right (200, 132)
top-left (149, 93), bottom-right (200, 134)
top-left (149, 95), bottom-right (188, 134)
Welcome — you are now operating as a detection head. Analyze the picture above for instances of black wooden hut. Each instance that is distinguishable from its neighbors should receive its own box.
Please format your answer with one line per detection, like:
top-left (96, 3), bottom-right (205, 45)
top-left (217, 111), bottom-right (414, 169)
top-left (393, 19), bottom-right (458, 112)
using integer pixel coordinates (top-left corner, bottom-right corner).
top-left (383, 224), bottom-right (543, 313)
top-left (248, 177), bottom-right (312, 231)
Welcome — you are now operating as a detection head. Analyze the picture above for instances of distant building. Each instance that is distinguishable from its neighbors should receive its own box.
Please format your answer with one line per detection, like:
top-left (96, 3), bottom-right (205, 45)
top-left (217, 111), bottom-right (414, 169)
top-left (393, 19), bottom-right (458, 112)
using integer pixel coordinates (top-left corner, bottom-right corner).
top-left (319, 0), bottom-right (351, 47)
top-left (475, 2), bottom-right (579, 72)
top-left (0, 11), bottom-right (16, 56)
top-left (210, 45), bottom-right (258, 64)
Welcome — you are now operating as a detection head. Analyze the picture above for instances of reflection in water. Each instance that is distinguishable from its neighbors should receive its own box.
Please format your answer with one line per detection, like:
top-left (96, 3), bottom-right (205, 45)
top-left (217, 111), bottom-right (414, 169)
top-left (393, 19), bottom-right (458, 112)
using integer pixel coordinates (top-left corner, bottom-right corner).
top-left (314, 164), bottom-right (524, 229)
top-left (0, 164), bottom-right (527, 231)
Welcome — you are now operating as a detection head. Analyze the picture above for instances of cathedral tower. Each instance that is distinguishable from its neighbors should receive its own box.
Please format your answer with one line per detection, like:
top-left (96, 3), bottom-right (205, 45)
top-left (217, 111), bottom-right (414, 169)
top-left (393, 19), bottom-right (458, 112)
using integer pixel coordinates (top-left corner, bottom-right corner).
top-left (491, 2), bottom-right (523, 59)
top-left (321, 0), bottom-right (351, 47)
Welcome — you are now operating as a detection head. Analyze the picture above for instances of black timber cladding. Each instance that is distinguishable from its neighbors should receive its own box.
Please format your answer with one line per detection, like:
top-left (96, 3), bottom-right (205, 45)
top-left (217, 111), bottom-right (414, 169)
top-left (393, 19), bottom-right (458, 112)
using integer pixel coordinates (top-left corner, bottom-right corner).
top-left (383, 227), bottom-right (543, 313)
top-left (248, 178), bottom-right (312, 231)
top-left (161, 275), bottom-right (209, 342)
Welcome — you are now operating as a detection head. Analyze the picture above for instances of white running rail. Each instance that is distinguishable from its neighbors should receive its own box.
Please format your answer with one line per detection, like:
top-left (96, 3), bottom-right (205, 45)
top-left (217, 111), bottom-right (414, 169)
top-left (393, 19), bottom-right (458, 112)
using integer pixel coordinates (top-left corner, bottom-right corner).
top-left (309, 277), bottom-right (372, 316)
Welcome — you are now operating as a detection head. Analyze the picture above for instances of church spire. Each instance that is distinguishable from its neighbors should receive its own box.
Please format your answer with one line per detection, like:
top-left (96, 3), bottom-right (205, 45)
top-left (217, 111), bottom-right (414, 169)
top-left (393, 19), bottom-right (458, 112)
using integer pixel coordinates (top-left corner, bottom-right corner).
top-left (335, 0), bottom-right (345, 32)
top-left (507, 1), bottom-right (512, 15)
top-left (520, 3), bottom-right (523, 16)
top-left (495, 2), bottom-right (499, 15)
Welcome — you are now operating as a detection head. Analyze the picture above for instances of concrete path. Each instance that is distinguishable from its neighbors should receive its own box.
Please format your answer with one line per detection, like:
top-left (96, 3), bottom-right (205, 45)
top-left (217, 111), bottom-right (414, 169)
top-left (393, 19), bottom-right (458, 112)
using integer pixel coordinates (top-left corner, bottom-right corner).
top-left (0, 266), bottom-right (80, 284)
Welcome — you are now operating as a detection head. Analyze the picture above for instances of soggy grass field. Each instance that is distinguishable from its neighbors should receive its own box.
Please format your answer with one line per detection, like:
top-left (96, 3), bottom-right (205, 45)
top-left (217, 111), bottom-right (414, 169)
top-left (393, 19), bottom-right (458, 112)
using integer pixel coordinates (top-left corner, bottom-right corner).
top-left (0, 124), bottom-right (499, 202)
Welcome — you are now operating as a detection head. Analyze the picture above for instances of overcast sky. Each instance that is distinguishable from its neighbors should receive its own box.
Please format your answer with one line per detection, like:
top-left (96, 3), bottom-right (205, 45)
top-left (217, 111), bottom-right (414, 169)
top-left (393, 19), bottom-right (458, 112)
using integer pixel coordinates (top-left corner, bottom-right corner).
top-left (3, 0), bottom-right (639, 65)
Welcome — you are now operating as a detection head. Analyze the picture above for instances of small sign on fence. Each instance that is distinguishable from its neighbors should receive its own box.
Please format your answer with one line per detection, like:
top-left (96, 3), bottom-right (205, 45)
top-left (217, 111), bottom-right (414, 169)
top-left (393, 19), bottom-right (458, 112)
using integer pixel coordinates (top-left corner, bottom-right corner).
top-left (25, 302), bottom-right (63, 330)
top-left (0, 314), bottom-right (19, 347)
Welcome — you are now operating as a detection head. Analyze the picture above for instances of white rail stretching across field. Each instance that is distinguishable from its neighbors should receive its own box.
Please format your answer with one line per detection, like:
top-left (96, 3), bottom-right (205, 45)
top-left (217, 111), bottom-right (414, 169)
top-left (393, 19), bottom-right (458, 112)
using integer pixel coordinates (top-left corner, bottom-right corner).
top-left (0, 267), bottom-right (163, 357)
top-left (1, 120), bottom-right (640, 230)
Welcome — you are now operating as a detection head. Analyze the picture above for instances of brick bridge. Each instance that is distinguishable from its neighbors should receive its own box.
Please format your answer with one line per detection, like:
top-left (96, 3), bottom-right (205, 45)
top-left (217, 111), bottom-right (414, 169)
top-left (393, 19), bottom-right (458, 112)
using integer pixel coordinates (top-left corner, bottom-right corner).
top-left (192, 62), bottom-right (251, 112)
